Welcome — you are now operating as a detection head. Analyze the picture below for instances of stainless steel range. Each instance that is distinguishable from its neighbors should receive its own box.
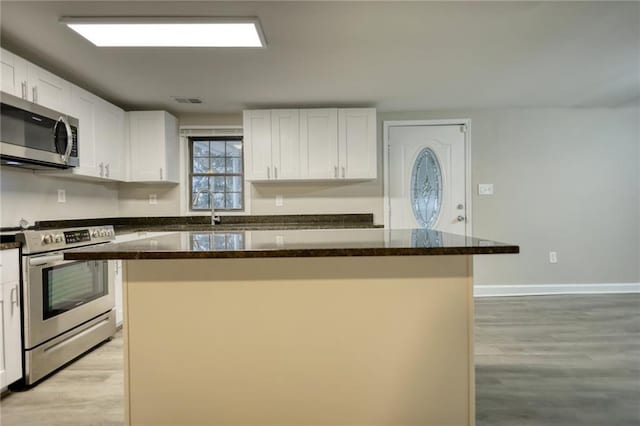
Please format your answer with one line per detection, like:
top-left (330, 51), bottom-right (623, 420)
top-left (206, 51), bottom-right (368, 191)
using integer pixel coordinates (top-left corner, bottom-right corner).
top-left (16, 226), bottom-right (116, 385)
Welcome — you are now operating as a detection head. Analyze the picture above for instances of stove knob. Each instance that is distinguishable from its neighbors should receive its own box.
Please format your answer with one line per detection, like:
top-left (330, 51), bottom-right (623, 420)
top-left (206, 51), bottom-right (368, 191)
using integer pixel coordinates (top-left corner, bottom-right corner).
top-left (99, 229), bottom-right (107, 237)
top-left (91, 230), bottom-right (99, 238)
top-left (42, 234), bottom-right (53, 244)
top-left (55, 234), bottom-right (64, 243)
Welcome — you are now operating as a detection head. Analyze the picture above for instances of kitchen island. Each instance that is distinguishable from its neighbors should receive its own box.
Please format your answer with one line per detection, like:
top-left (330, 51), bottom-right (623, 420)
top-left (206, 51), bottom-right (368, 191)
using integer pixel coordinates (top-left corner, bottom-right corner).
top-left (66, 228), bottom-right (518, 426)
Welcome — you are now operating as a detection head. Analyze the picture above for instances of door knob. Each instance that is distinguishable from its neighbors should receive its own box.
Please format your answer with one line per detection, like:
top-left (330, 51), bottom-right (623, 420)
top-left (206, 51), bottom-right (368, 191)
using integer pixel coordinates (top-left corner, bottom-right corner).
top-left (457, 216), bottom-right (465, 222)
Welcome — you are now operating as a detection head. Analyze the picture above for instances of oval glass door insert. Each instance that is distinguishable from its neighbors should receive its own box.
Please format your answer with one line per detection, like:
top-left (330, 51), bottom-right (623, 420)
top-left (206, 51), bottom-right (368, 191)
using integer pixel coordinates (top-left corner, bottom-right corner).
top-left (410, 148), bottom-right (442, 228)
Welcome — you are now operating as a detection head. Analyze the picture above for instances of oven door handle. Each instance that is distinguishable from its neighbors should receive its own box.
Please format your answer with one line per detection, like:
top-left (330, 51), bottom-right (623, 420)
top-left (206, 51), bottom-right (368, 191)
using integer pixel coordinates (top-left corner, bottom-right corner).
top-left (29, 254), bottom-right (78, 267)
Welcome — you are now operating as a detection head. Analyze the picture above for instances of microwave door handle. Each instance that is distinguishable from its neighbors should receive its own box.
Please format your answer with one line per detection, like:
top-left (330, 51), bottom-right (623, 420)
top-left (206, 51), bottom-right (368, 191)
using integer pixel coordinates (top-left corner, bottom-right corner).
top-left (56, 116), bottom-right (73, 164)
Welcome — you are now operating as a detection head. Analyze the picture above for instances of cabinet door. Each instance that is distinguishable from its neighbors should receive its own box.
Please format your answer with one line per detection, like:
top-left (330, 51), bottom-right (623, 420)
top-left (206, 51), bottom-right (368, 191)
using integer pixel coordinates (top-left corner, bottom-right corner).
top-left (0, 282), bottom-right (5, 389)
top-left (271, 110), bottom-right (300, 180)
top-left (244, 110), bottom-right (272, 180)
top-left (299, 109), bottom-right (338, 179)
top-left (69, 85), bottom-right (101, 177)
top-left (97, 100), bottom-right (127, 181)
top-left (27, 63), bottom-right (71, 114)
top-left (0, 48), bottom-right (28, 99)
top-left (163, 112), bottom-right (179, 183)
top-left (111, 260), bottom-right (123, 327)
top-left (129, 111), bottom-right (167, 181)
top-left (0, 249), bottom-right (22, 387)
top-left (338, 108), bottom-right (377, 179)
top-left (2, 280), bottom-right (22, 386)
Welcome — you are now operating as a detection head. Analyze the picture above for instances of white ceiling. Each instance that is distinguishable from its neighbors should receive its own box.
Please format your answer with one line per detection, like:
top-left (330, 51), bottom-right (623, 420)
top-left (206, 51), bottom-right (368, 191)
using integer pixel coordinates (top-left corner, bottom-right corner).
top-left (1, 1), bottom-right (639, 114)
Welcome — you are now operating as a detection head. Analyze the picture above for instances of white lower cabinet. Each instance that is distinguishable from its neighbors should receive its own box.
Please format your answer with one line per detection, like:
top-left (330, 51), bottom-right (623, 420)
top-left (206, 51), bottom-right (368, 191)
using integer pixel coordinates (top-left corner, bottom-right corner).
top-left (0, 248), bottom-right (23, 389)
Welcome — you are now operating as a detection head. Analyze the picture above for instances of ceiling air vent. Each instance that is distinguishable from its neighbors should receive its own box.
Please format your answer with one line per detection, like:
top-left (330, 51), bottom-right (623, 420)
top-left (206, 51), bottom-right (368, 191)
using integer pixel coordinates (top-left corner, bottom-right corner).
top-left (172, 97), bottom-right (203, 104)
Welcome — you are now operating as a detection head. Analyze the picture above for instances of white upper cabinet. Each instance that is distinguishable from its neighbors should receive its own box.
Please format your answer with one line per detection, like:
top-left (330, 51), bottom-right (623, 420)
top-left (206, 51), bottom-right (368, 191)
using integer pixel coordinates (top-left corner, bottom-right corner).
top-left (64, 85), bottom-right (128, 181)
top-left (96, 100), bottom-right (127, 181)
top-left (26, 63), bottom-right (71, 114)
top-left (244, 110), bottom-right (272, 180)
top-left (338, 108), bottom-right (377, 179)
top-left (245, 109), bottom-right (316, 181)
top-left (0, 48), bottom-right (28, 99)
top-left (69, 85), bottom-right (100, 177)
top-left (244, 108), bottom-right (376, 182)
top-left (271, 109), bottom-right (300, 180)
top-left (1, 48), bottom-right (71, 113)
top-left (128, 111), bottom-right (179, 183)
top-left (299, 109), bottom-right (339, 179)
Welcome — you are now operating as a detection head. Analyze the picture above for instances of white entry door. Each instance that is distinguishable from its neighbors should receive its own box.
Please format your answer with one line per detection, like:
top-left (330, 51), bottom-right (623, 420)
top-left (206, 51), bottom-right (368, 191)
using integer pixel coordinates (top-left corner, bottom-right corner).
top-left (386, 123), bottom-right (468, 235)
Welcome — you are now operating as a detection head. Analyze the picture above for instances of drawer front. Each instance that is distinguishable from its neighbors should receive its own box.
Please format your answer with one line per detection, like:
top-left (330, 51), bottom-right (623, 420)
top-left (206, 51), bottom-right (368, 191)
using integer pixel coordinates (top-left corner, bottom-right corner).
top-left (0, 248), bottom-right (20, 284)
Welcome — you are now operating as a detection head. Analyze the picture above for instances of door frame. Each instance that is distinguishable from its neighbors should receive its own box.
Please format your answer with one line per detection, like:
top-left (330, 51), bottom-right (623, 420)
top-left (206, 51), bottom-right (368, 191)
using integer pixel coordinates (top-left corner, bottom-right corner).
top-left (383, 119), bottom-right (472, 236)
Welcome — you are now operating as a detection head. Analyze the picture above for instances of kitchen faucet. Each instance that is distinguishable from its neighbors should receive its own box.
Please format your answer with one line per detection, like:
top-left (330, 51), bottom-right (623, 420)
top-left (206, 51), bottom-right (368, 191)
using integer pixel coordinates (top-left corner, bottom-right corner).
top-left (192, 189), bottom-right (221, 226)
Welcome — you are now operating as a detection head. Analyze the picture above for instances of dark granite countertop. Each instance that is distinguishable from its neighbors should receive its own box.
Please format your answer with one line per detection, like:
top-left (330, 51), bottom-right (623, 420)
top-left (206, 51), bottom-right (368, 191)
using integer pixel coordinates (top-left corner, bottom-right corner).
top-left (22, 214), bottom-right (380, 235)
top-left (0, 242), bottom-right (21, 250)
top-left (64, 228), bottom-right (519, 260)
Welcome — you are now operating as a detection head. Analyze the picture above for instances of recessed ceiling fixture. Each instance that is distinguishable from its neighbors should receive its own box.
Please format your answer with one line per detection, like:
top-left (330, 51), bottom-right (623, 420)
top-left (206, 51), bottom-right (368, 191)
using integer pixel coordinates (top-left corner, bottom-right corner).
top-left (61, 17), bottom-right (265, 47)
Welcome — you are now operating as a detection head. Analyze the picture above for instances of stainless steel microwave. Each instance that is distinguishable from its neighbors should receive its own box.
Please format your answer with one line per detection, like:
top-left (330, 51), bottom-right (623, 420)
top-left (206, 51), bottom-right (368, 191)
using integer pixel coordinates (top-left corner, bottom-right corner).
top-left (0, 91), bottom-right (78, 169)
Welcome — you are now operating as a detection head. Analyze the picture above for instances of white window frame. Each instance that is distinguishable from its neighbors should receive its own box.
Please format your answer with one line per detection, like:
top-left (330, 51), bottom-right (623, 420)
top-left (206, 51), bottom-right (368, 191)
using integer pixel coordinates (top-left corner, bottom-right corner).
top-left (179, 125), bottom-right (251, 216)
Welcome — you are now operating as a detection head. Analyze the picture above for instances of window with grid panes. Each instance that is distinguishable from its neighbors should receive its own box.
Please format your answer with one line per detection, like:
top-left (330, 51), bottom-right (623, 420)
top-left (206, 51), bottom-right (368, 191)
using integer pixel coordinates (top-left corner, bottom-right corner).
top-left (189, 137), bottom-right (244, 211)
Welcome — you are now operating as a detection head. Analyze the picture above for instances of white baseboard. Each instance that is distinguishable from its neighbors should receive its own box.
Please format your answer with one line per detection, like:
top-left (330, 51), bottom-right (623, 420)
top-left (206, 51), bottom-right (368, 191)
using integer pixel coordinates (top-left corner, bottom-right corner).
top-left (474, 283), bottom-right (640, 298)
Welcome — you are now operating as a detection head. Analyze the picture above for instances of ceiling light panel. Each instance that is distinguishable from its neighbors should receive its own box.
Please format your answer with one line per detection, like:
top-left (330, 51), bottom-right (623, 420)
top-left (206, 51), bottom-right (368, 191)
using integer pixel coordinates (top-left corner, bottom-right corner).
top-left (62, 18), bottom-right (265, 47)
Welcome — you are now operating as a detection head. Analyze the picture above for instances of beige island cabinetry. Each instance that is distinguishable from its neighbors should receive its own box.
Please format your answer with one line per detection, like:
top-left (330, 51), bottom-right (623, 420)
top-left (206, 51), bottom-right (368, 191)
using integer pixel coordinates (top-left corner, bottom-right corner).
top-left (66, 228), bottom-right (518, 426)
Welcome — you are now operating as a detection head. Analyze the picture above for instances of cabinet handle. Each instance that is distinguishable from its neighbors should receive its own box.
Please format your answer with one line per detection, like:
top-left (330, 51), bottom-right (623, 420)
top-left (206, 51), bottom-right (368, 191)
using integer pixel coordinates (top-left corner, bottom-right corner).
top-left (21, 81), bottom-right (27, 99)
top-left (160, 167), bottom-right (163, 180)
top-left (105, 163), bottom-right (110, 178)
top-left (32, 86), bottom-right (38, 103)
top-left (99, 162), bottom-right (104, 177)
top-left (342, 167), bottom-right (345, 178)
top-left (334, 166), bottom-right (338, 178)
top-left (10, 285), bottom-right (19, 315)
top-left (267, 166), bottom-right (271, 179)
top-left (274, 167), bottom-right (278, 179)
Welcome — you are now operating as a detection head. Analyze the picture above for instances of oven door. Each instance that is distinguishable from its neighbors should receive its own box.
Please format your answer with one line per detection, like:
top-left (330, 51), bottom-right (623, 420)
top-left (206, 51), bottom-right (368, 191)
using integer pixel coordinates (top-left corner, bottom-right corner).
top-left (23, 253), bottom-right (114, 349)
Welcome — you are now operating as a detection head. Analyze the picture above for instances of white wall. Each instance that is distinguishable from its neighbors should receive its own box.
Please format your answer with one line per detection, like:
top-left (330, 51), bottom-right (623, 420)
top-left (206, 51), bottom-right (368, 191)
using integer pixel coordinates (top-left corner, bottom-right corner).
top-left (115, 113), bottom-right (385, 220)
top-left (0, 167), bottom-right (119, 227)
top-left (2, 108), bottom-right (637, 290)
top-left (381, 108), bottom-right (640, 286)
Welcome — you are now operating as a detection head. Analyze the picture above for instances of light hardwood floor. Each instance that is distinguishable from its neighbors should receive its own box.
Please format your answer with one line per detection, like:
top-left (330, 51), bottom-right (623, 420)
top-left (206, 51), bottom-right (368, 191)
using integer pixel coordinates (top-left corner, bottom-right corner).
top-left (1, 294), bottom-right (639, 426)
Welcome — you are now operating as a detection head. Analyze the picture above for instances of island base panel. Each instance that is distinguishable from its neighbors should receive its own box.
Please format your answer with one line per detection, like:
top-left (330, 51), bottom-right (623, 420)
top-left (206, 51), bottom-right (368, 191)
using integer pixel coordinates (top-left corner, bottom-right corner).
top-left (124, 256), bottom-right (474, 426)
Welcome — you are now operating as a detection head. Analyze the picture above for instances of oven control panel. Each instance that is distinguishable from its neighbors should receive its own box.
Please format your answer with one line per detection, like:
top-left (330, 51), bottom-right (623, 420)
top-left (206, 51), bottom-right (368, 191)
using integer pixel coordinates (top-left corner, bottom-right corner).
top-left (17, 225), bottom-right (115, 254)
top-left (64, 229), bottom-right (91, 244)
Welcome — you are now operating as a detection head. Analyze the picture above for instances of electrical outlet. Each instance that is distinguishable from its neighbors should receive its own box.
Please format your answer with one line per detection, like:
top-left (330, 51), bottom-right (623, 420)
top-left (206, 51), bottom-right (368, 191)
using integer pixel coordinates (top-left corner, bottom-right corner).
top-left (275, 195), bottom-right (284, 207)
top-left (549, 251), bottom-right (558, 264)
top-left (57, 189), bottom-right (66, 203)
top-left (149, 194), bottom-right (158, 205)
top-left (276, 235), bottom-right (284, 246)
top-left (478, 184), bottom-right (494, 195)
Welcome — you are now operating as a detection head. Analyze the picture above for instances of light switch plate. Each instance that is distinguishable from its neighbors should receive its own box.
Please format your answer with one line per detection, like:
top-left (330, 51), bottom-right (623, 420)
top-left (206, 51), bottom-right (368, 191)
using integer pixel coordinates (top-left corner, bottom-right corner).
top-left (275, 195), bottom-right (284, 207)
top-left (57, 189), bottom-right (66, 203)
top-left (149, 194), bottom-right (158, 205)
top-left (478, 184), bottom-right (494, 195)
